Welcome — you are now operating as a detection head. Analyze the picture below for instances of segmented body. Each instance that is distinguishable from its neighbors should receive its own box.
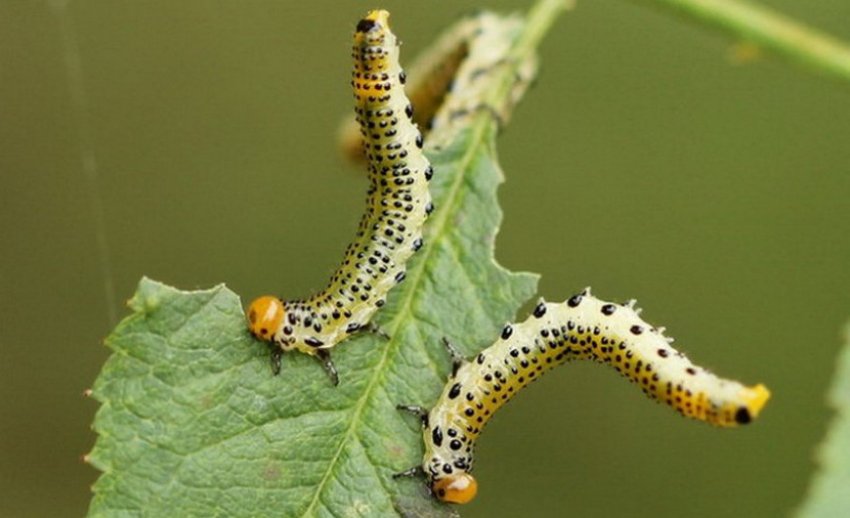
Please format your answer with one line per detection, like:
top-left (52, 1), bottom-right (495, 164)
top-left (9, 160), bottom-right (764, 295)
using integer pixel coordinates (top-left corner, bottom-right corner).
top-left (247, 11), bottom-right (431, 370)
top-left (418, 289), bottom-right (770, 503)
top-left (339, 12), bottom-right (532, 161)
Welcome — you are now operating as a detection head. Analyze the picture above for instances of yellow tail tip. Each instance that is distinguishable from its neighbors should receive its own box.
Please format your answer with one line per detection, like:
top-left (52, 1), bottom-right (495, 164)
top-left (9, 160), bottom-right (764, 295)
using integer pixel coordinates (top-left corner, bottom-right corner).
top-left (748, 383), bottom-right (771, 414)
top-left (357, 10), bottom-right (390, 33)
top-left (366, 10), bottom-right (390, 24)
top-left (736, 383), bottom-right (770, 424)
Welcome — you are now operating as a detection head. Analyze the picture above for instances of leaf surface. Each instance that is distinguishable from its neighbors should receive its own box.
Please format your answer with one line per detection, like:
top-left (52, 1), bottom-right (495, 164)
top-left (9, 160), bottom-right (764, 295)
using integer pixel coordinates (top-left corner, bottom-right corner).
top-left (88, 3), bottom-right (567, 516)
top-left (797, 323), bottom-right (850, 518)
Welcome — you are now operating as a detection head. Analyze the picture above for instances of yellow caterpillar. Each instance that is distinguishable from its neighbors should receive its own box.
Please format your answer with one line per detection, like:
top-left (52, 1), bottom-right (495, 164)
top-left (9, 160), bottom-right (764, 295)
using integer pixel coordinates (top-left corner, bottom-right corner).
top-left (396, 288), bottom-right (770, 504)
top-left (247, 10), bottom-right (431, 385)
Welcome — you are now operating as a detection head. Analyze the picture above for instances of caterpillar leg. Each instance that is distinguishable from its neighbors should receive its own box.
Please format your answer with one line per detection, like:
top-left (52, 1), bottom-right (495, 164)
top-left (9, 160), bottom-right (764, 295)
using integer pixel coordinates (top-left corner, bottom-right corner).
top-left (392, 466), bottom-right (425, 479)
top-left (393, 466), bottom-right (434, 496)
top-left (393, 466), bottom-right (440, 500)
top-left (441, 337), bottom-right (466, 377)
top-left (268, 344), bottom-right (283, 376)
top-left (314, 349), bottom-right (339, 386)
top-left (362, 321), bottom-right (391, 340)
top-left (396, 404), bottom-right (429, 424)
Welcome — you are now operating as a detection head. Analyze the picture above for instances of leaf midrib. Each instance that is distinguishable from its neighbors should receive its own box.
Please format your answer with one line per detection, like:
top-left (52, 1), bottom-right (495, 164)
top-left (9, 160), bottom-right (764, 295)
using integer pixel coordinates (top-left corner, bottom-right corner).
top-left (299, 119), bottom-right (495, 517)
top-left (299, 3), bottom-right (564, 509)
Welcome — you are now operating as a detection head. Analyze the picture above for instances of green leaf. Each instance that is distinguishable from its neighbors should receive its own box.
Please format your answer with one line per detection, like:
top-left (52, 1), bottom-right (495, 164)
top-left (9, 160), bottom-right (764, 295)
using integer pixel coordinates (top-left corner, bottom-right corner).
top-left (87, 3), bottom-right (566, 516)
top-left (797, 323), bottom-right (850, 518)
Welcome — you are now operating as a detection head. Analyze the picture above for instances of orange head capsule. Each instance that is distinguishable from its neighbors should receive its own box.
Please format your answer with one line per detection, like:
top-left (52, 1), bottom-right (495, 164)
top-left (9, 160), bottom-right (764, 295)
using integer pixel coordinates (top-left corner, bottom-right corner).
top-left (432, 473), bottom-right (478, 504)
top-left (246, 296), bottom-right (284, 342)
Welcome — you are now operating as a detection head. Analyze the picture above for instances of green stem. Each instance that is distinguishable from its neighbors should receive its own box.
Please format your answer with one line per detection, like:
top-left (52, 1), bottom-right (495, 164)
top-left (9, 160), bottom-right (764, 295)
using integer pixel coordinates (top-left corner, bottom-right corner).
top-left (481, 0), bottom-right (572, 119)
top-left (522, 0), bottom-right (573, 54)
top-left (636, 0), bottom-right (850, 83)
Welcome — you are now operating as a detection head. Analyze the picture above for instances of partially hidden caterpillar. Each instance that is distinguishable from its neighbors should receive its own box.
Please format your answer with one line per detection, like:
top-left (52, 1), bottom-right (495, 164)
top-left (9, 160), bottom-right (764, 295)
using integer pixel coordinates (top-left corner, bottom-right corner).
top-left (246, 10), bottom-right (432, 385)
top-left (339, 11), bottom-right (532, 162)
top-left (396, 288), bottom-right (771, 504)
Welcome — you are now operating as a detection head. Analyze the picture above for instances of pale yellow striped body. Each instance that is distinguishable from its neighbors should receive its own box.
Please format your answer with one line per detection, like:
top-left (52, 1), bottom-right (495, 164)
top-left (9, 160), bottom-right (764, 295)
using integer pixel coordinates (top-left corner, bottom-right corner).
top-left (420, 289), bottom-right (770, 503)
top-left (247, 11), bottom-right (431, 367)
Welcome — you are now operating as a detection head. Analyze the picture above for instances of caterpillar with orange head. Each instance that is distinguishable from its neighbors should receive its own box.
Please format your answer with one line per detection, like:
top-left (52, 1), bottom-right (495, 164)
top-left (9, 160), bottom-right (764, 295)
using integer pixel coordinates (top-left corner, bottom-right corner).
top-left (246, 10), bottom-right (432, 385)
top-left (395, 288), bottom-right (770, 504)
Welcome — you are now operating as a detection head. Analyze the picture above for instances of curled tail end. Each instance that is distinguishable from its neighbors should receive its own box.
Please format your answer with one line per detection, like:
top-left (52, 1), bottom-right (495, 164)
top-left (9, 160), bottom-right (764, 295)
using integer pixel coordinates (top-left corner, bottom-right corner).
top-left (735, 383), bottom-right (771, 425)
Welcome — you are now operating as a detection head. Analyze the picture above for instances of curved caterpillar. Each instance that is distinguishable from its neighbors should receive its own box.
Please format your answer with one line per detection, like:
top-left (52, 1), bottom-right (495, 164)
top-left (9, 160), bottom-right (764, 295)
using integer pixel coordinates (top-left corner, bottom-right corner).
top-left (396, 288), bottom-right (770, 504)
top-left (247, 10), bottom-right (432, 385)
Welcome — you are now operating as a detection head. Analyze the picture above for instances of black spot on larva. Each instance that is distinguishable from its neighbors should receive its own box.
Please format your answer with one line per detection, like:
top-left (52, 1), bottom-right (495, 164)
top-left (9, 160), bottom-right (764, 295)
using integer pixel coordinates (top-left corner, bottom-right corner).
top-left (449, 439), bottom-right (462, 451)
top-left (533, 303), bottom-right (547, 318)
top-left (735, 407), bottom-right (752, 424)
top-left (686, 367), bottom-right (697, 375)
top-left (415, 134), bottom-right (424, 148)
top-left (405, 104), bottom-right (414, 119)
top-left (345, 322), bottom-right (361, 334)
top-left (464, 408), bottom-right (474, 417)
top-left (630, 325), bottom-right (644, 335)
top-left (399, 70), bottom-right (407, 84)
top-left (432, 426), bottom-right (443, 447)
top-left (412, 238), bottom-right (423, 251)
top-left (394, 271), bottom-right (406, 283)
top-left (304, 337), bottom-right (324, 348)
top-left (425, 202), bottom-right (435, 215)
top-left (657, 349), bottom-right (669, 358)
top-left (601, 304), bottom-right (616, 316)
top-left (424, 166), bottom-right (434, 181)
top-left (356, 19), bottom-right (377, 33)
top-left (501, 325), bottom-right (513, 340)
top-left (448, 383), bottom-right (462, 399)
top-left (567, 294), bottom-right (583, 307)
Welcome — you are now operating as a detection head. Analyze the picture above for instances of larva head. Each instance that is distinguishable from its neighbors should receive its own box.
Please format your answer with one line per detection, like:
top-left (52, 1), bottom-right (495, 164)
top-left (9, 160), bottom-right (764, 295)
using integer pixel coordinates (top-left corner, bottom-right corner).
top-left (432, 474), bottom-right (478, 504)
top-left (246, 296), bottom-right (284, 342)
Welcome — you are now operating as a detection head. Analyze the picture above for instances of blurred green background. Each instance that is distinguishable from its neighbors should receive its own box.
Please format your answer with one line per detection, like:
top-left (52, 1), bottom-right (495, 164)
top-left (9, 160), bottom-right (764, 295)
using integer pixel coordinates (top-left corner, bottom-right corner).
top-left (2, 1), bottom-right (849, 516)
